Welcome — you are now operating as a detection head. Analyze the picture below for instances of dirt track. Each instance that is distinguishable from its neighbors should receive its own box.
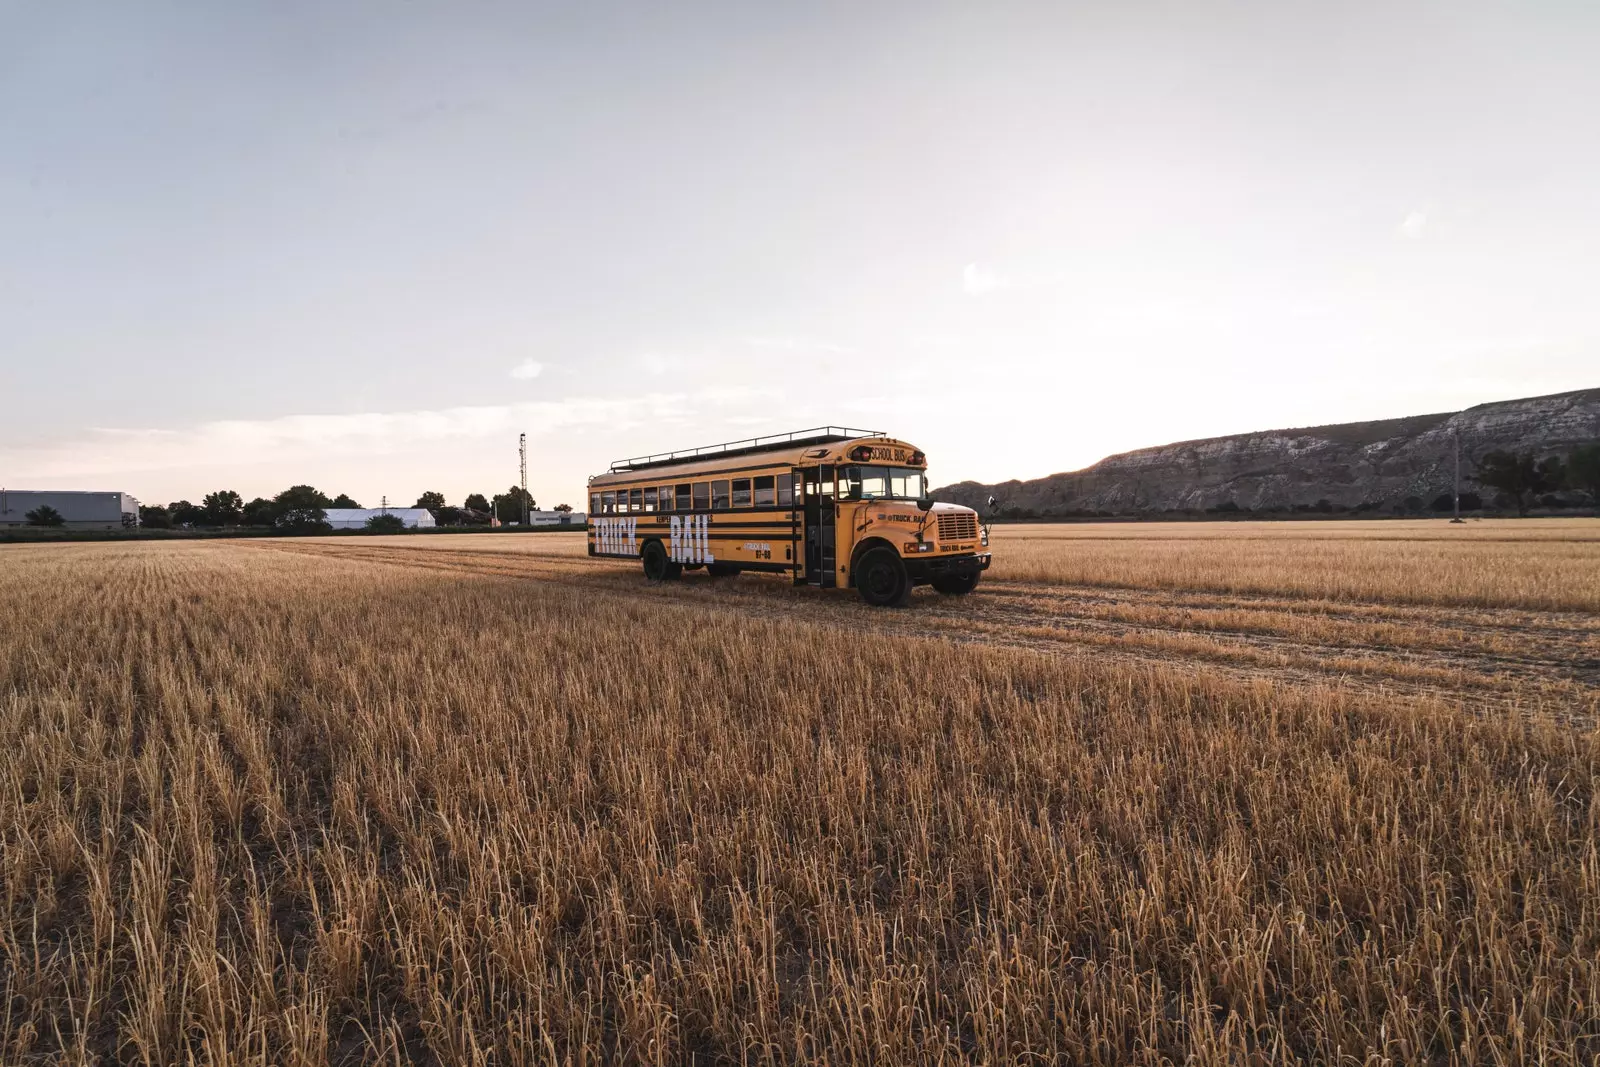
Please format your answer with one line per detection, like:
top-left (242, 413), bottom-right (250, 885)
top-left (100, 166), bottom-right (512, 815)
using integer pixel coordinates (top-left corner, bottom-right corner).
top-left (250, 538), bottom-right (1599, 726)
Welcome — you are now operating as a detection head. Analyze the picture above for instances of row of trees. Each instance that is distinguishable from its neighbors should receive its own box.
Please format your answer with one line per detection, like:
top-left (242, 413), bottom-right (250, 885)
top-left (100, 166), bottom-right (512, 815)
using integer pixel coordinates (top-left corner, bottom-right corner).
top-left (1475, 443), bottom-right (1600, 516)
top-left (140, 486), bottom-right (359, 532)
top-left (137, 486), bottom-right (575, 532)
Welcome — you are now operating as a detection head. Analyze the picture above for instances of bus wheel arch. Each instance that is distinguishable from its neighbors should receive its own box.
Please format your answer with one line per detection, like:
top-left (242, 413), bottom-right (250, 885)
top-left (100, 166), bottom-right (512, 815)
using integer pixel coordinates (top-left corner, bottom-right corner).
top-left (852, 542), bottom-right (911, 607)
top-left (641, 539), bottom-right (682, 581)
top-left (847, 537), bottom-right (898, 586)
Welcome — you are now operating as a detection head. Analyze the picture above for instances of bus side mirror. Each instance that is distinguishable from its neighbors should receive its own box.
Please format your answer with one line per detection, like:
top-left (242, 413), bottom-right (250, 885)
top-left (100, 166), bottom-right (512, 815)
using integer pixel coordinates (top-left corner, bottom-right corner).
top-left (916, 497), bottom-right (934, 512)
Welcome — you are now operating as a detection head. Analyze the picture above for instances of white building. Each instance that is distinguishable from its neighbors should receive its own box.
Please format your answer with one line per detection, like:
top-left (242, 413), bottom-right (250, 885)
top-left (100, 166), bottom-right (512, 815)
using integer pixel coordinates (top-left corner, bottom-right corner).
top-left (524, 510), bottom-right (586, 526)
top-left (322, 508), bottom-right (437, 530)
top-left (0, 490), bottom-right (140, 530)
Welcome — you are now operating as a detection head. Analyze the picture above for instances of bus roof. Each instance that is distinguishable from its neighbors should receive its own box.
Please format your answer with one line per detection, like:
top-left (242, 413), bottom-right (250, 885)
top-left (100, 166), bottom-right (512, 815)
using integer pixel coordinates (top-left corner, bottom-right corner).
top-left (589, 429), bottom-right (921, 486)
top-left (607, 427), bottom-right (883, 473)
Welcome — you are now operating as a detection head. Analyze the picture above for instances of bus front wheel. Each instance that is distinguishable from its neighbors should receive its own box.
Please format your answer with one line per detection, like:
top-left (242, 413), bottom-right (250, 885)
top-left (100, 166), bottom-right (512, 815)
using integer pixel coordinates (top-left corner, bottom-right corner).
top-left (931, 571), bottom-right (980, 596)
top-left (642, 541), bottom-right (681, 581)
top-left (855, 547), bottom-right (911, 607)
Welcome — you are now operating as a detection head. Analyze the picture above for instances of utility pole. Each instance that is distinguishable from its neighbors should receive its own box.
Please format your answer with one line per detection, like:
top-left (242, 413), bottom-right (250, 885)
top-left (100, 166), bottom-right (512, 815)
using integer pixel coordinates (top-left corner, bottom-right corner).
top-left (1451, 427), bottom-right (1465, 524)
top-left (381, 495), bottom-right (388, 514)
top-left (519, 432), bottom-right (530, 527)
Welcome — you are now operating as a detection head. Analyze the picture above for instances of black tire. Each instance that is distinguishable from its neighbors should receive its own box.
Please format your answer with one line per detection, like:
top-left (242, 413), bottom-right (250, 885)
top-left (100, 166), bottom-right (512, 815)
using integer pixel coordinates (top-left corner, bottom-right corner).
top-left (641, 540), bottom-right (681, 581)
top-left (931, 571), bottom-right (981, 596)
top-left (855, 547), bottom-right (911, 607)
top-left (706, 562), bottom-right (741, 578)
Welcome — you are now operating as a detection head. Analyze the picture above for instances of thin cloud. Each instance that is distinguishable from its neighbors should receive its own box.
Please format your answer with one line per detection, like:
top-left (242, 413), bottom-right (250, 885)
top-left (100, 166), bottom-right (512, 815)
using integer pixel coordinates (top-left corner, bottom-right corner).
top-left (1399, 209), bottom-right (1427, 239)
top-left (962, 262), bottom-right (1009, 295)
top-left (739, 335), bottom-right (856, 354)
top-left (1, 389), bottom-right (774, 481)
top-left (509, 358), bottom-right (544, 380)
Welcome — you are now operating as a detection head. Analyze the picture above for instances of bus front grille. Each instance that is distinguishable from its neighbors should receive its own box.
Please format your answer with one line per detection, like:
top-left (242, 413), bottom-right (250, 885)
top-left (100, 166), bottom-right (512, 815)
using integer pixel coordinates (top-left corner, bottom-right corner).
top-left (937, 512), bottom-right (977, 542)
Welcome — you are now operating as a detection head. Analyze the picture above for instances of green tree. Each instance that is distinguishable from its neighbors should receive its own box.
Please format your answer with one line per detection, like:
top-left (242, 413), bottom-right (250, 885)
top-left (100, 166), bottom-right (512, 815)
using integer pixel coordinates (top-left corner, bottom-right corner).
top-left (139, 504), bottom-right (173, 529)
top-left (1473, 451), bottom-right (1565, 516)
top-left (167, 500), bottom-right (204, 526)
top-left (25, 505), bottom-right (64, 527)
top-left (365, 513), bottom-right (406, 533)
top-left (201, 489), bottom-right (244, 526)
top-left (1566, 443), bottom-right (1600, 503)
top-left (331, 494), bottom-right (361, 508)
top-left (415, 490), bottom-right (446, 511)
top-left (273, 485), bottom-right (332, 533)
top-left (464, 493), bottom-right (490, 512)
top-left (242, 497), bottom-right (278, 526)
top-left (493, 486), bottom-right (536, 524)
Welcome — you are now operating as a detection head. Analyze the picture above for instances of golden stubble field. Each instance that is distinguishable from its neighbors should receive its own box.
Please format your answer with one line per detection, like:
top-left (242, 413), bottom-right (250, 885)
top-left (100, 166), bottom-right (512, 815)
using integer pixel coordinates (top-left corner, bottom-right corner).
top-left (2, 520), bottom-right (1596, 1065)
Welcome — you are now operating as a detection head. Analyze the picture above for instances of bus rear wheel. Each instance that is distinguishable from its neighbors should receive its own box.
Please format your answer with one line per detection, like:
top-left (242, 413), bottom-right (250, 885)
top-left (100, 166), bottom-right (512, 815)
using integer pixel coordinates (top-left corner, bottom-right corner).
top-left (931, 571), bottom-right (980, 596)
top-left (642, 540), bottom-right (681, 581)
top-left (855, 547), bottom-right (911, 607)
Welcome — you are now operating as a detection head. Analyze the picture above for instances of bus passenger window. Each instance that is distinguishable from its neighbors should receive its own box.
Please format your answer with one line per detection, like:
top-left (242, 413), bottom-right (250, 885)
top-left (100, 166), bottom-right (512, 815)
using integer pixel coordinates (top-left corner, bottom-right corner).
top-left (775, 475), bottom-right (792, 507)
top-left (731, 478), bottom-right (751, 507)
top-left (692, 482), bottom-right (710, 510)
top-left (602, 491), bottom-right (616, 514)
top-left (711, 480), bottom-right (730, 509)
top-left (658, 486), bottom-right (674, 512)
top-left (643, 487), bottom-right (657, 512)
top-left (754, 475), bottom-right (775, 506)
top-left (677, 484), bottom-right (693, 510)
top-left (590, 493), bottom-right (600, 514)
top-left (629, 488), bottom-right (643, 512)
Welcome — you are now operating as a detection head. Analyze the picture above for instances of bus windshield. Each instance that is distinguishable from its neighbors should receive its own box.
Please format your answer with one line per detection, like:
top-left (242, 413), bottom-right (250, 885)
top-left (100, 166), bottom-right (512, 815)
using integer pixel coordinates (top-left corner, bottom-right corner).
top-left (837, 466), bottom-right (928, 501)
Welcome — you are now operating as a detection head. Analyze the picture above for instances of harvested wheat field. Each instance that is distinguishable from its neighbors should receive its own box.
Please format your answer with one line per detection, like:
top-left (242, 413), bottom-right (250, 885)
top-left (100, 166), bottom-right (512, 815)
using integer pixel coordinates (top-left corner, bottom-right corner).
top-left (3, 520), bottom-right (1597, 1065)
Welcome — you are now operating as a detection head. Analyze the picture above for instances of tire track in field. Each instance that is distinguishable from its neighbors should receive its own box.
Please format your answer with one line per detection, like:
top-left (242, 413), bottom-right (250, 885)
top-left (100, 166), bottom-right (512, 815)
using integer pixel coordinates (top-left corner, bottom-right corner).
top-left (248, 540), bottom-right (1599, 725)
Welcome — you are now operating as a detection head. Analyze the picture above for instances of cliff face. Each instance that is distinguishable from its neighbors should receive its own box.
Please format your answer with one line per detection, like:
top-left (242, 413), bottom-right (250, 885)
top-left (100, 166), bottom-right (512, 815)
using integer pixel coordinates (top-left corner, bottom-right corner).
top-left (935, 388), bottom-right (1600, 515)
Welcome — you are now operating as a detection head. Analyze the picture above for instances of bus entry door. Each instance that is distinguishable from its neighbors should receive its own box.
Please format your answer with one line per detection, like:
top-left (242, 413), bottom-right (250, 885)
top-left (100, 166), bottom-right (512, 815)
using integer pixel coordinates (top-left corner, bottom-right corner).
top-left (802, 465), bottom-right (836, 587)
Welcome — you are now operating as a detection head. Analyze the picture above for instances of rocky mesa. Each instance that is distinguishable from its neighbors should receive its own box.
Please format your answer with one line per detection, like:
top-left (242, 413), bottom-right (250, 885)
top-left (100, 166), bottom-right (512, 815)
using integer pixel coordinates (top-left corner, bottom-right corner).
top-left (934, 387), bottom-right (1600, 515)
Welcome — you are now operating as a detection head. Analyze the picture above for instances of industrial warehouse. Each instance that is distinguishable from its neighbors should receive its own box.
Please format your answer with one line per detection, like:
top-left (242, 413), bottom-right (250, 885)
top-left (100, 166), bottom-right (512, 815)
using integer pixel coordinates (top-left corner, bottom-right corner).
top-left (0, 490), bottom-right (140, 530)
top-left (323, 508), bottom-right (437, 530)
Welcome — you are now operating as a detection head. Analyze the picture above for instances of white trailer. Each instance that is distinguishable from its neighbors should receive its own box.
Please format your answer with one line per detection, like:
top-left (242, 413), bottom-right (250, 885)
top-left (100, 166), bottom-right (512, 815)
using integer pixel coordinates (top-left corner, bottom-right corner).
top-left (0, 490), bottom-right (140, 530)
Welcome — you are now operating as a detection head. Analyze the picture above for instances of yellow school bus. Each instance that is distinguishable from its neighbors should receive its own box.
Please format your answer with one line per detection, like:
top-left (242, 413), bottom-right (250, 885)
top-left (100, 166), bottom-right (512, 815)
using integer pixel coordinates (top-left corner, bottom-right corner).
top-left (587, 427), bottom-right (990, 606)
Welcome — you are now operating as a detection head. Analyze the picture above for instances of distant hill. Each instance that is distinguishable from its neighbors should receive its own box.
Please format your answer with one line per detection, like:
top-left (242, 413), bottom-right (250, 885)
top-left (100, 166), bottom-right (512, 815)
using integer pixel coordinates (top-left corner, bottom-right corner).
top-left (934, 388), bottom-right (1600, 516)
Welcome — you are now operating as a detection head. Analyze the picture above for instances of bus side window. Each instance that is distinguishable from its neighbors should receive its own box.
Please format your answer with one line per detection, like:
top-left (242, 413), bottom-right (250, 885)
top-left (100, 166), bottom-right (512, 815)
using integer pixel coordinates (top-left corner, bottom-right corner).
top-left (643, 487), bottom-right (657, 512)
top-left (777, 473), bottom-right (796, 507)
top-left (731, 478), bottom-right (751, 507)
top-left (754, 475), bottom-right (775, 506)
top-left (692, 482), bottom-right (710, 510)
top-left (658, 486), bottom-right (673, 512)
top-left (629, 488), bottom-right (642, 512)
top-left (711, 480), bottom-right (730, 510)
top-left (677, 484), bottom-right (693, 511)
top-left (602, 491), bottom-right (616, 514)
top-left (590, 493), bottom-right (600, 514)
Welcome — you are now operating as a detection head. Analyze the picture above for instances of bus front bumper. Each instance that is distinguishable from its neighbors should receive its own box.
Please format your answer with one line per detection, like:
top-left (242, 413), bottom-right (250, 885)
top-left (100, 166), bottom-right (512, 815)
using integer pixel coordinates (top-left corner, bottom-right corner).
top-left (904, 552), bottom-right (991, 584)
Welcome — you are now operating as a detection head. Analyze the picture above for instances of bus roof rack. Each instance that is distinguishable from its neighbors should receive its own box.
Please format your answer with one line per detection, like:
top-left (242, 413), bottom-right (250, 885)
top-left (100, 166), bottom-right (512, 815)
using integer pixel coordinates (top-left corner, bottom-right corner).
top-left (609, 426), bottom-right (885, 472)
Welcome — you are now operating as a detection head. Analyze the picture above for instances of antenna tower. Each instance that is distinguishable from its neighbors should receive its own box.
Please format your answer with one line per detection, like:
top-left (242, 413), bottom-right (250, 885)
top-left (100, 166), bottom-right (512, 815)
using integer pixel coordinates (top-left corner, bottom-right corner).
top-left (519, 432), bottom-right (529, 526)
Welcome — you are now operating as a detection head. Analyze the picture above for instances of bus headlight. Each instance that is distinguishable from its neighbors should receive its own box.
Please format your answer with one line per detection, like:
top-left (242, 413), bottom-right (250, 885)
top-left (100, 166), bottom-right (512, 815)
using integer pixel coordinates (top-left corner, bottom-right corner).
top-left (980, 528), bottom-right (988, 547)
top-left (904, 541), bottom-right (933, 553)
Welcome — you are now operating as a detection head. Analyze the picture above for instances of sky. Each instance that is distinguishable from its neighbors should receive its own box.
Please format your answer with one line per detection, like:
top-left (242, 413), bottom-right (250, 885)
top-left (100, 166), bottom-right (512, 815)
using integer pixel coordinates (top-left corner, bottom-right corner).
top-left (3, 1), bottom-right (1597, 508)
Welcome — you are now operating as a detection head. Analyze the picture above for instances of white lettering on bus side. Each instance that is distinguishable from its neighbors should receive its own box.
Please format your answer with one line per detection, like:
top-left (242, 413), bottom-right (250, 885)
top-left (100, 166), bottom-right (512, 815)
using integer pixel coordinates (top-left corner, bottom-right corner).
top-left (668, 514), bottom-right (714, 564)
top-left (593, 516), bottom-right (638, 556)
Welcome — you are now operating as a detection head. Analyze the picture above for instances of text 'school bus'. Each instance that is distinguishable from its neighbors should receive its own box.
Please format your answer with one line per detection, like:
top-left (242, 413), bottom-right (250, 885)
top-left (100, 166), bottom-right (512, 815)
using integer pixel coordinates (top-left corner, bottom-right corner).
top-left (587, 427), bottom-right (990, 606)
